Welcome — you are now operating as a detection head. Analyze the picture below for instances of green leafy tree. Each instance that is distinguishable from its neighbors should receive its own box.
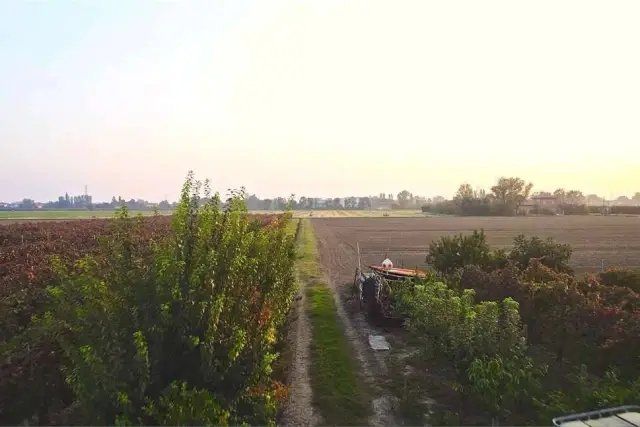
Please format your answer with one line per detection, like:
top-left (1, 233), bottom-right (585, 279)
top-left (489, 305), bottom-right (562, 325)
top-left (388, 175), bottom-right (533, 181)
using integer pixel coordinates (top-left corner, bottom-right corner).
top-left (36, 172), bottom-right (297, 426)
top-left (565, 190), bottom-right (585, 205)
top-left (298, 196), bottom-right (307, 209)
top-left (465, 355), bottom-right (546, 424)
top-left (345, 196), bottom-right (357, 209)
top-left (396, 190), bottom-right (413, 208)
top-left (286, 193), bottom-right (297, 210)
top-left (491, 177), bottom-right (533, 213)
top-left (454, 183), bottom-right (475, 202)
top-left (509, 234), bottom-right (573, 274)
top-left (426, 230), bottom-right (494, 274)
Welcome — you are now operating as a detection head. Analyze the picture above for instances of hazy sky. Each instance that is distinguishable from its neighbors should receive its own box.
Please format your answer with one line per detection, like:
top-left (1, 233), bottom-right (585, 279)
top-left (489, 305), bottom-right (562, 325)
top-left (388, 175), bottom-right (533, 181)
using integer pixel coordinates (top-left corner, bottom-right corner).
top-left (1, 1), bottom-right (639, 202)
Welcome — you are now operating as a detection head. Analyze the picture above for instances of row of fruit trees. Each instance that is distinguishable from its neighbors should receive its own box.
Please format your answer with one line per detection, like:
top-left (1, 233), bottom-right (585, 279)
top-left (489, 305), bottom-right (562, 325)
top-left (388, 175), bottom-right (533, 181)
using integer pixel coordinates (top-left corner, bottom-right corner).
top-left (0, 173), bottom-right (297, 426)
top-left (385, 231), bottom-right (639, 425)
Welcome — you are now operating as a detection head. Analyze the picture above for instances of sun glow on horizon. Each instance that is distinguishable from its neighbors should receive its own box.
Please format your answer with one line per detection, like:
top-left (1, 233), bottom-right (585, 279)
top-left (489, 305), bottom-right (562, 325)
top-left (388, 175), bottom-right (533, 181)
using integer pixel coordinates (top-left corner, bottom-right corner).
top-left (1, 0), bottom-right (639, 202)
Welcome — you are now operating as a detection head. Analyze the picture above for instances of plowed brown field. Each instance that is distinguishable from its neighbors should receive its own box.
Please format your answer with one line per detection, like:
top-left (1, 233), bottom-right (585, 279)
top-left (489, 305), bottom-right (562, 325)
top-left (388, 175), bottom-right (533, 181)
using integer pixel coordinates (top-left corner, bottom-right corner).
top-left (313, 216), bottom-right (640, 284)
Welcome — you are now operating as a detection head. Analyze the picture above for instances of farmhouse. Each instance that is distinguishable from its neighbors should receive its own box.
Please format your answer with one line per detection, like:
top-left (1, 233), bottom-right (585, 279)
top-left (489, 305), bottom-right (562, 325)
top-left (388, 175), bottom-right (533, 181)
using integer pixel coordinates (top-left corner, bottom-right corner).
top-left (370, 196), bottom-right (394, 210)
top-left (518, 202), bottom-right (536, 215)
top-left (531, 195), bottom-right (560, 207)
top-left (519, 195), bottom-right (561, 215)
top-left (304, 198), bottom-right (337, 209)
top-left (314, 198), bottom-right (329, 209)
top-left (413, 196), bottom-right (427, 206)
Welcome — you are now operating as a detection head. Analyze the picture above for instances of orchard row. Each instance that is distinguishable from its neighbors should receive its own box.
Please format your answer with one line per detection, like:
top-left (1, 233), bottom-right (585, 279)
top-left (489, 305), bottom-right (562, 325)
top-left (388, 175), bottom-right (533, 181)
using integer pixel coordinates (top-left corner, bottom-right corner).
top-left (0, 176), bottom-right (294, 426)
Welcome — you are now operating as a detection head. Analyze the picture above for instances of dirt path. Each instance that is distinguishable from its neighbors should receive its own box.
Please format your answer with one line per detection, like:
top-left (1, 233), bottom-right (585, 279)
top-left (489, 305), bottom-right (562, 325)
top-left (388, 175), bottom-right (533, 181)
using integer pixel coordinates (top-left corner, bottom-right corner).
top-left (311, 219), bottom-right (397, 427)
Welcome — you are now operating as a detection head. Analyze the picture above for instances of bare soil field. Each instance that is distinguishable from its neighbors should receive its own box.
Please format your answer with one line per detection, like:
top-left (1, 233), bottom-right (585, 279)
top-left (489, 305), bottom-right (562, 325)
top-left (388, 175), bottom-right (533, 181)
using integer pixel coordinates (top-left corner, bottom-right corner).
top-left (313, 215), bottom-right (640, 279)
top-left (259, 210), bottom-right (426, 218)
top-left (312, 215), bottom-right (640, 424)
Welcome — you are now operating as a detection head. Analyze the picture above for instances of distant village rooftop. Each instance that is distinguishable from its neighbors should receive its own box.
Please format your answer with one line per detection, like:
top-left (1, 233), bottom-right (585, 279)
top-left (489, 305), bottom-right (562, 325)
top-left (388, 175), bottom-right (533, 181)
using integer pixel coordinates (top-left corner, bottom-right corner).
top-left (530, 195), bottom-right (559, 200)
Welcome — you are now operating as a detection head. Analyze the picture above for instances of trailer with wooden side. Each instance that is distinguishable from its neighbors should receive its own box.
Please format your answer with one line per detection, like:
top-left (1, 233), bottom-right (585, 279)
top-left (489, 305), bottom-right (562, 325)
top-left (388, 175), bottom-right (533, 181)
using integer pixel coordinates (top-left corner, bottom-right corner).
top-left (353, 242), bottom-right (427, 324)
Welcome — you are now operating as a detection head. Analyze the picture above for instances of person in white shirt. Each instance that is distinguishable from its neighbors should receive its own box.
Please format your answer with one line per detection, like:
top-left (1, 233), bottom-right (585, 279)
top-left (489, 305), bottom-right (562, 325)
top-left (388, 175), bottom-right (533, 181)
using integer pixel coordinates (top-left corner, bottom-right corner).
top-left (381, 258), bottom-right (393, 269)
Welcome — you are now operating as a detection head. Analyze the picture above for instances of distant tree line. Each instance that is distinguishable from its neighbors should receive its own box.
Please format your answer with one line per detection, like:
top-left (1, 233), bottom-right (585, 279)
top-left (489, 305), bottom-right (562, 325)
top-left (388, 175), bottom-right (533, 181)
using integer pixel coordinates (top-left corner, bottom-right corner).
top-left (244, 195), bottom-right (374, 210)
top-left (421, 177), bottom-right (640, 216)
top-left (5, 182), bottom-right (640, 214)
top-left (42, 192), bottom-right (93, 209)
top-left (91, 196), bottom-right (176, 211)
top-left (0, 193), bottom-right (177, 211)
top-left (0, 192), bottom-right (95, 211)
top-left (243, 191), bottom-right (433, 210)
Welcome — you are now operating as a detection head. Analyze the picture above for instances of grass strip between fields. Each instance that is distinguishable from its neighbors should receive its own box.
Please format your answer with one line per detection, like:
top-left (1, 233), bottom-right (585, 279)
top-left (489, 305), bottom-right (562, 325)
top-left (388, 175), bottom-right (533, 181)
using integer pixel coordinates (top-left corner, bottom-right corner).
top-left (297, 219), bottom-right (370, 426)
